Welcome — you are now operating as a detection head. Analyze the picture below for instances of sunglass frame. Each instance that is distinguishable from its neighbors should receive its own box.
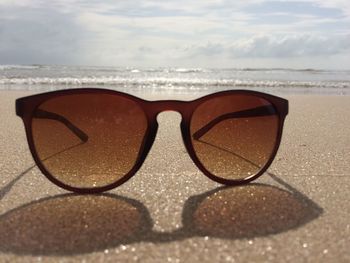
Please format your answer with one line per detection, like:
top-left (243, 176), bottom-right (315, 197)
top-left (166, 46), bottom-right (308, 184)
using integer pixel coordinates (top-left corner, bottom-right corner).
top-left (16, 88), bottom-right (289, 193)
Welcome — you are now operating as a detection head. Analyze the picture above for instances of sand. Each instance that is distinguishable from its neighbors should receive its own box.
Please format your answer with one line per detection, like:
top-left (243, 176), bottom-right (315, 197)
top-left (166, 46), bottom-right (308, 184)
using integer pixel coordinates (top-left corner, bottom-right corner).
top-left (0, 91), bottom-right (349, 262)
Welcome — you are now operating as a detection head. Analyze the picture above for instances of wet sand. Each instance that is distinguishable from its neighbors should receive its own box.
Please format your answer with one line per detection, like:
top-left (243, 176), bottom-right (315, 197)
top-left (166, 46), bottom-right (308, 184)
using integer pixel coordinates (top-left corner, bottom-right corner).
top-left (0, 91), bottom-right (349, 262)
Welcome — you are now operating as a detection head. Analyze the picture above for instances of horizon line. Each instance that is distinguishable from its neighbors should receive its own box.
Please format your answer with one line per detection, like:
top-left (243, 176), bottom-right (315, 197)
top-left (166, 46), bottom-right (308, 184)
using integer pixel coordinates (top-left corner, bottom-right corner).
top-left (1, 63), bottom-right (350, 72)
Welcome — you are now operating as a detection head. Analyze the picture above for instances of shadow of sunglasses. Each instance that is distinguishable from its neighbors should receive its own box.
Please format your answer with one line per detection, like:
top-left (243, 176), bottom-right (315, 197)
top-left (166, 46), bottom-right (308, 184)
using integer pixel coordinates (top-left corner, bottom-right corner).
top-left (0, 172), bottom-right (321, 256)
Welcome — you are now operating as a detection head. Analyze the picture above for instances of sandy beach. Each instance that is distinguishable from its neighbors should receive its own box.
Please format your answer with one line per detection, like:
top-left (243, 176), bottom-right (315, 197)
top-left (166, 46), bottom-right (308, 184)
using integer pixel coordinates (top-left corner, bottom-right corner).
top-left (0, 91), bottom-right (349, 262)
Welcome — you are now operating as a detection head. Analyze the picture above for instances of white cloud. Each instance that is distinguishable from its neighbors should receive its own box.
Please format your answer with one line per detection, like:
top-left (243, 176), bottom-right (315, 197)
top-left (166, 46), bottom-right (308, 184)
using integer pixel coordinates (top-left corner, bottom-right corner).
top-left (230, 34), bottom-right (350, 57)
top-left (0, 5), bottom-right (85, 64)
top-left (188, 34), bottom-right (350, 59)
top-left (288, 0), bottom-right (350, 15)
top-left (0, 0), bottom-right (350, 68)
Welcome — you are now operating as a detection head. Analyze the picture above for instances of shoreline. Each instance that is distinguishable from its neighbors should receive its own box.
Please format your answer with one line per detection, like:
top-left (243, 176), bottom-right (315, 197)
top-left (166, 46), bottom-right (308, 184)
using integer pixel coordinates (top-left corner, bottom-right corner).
top-left (1, 86), bottom-right (350, 98)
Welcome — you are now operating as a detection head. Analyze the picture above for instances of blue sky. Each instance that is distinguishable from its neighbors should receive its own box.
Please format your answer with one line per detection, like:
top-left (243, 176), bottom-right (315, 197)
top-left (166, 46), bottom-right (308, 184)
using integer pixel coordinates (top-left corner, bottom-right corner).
top-left (0, 0), bottom-right (349, 69)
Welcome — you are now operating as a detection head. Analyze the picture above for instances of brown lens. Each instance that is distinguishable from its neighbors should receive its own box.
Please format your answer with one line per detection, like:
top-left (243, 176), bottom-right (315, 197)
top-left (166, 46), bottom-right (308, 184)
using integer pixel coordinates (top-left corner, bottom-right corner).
top-left (31, 93), bottom-right (148, 188)
top-left (190, 94), bottom-right (279, 181)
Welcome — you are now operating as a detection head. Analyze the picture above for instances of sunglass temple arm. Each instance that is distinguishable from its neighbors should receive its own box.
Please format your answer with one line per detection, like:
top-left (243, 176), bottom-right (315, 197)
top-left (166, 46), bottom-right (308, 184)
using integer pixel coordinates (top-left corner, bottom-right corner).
top-left (192, 105), bottom-right (276, 140)
top-left (33, 109), bottom-right (89, 143)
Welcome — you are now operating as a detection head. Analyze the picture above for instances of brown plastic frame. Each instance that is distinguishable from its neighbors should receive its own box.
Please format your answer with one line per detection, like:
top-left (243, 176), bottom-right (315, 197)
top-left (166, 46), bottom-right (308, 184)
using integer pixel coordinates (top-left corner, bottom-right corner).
top-left (16, 88), bottom-right (288, 194)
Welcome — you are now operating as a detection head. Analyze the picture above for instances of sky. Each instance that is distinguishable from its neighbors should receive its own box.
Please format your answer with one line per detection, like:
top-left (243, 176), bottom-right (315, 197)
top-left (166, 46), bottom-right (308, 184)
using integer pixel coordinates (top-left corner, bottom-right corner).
top-left (0, 0), bottom-right (349, 69)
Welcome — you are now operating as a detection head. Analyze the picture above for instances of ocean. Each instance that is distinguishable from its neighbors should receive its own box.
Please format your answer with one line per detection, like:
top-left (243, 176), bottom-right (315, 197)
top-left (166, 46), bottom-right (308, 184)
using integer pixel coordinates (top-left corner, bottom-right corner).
top-left (1, 65), bottom-right (349, 95)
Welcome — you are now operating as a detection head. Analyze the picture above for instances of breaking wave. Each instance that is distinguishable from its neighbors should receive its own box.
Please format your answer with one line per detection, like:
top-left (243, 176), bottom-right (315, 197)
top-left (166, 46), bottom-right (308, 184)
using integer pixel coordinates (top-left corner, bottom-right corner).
top-left (0, 76), bottom-right (348, 89)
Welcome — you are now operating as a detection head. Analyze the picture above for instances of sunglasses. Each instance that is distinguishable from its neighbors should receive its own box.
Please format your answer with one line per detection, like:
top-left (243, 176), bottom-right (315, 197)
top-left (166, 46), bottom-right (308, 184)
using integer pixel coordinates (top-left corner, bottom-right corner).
top-left (16, 89), bottom-right (288, 193)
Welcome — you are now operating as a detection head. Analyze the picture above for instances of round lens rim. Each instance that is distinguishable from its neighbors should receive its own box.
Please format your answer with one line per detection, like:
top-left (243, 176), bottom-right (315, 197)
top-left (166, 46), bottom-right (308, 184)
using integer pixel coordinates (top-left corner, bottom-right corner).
top-left (182, 91), bottom-right (287, 186)
top-left (22, 89), bottom-right (155, 194)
